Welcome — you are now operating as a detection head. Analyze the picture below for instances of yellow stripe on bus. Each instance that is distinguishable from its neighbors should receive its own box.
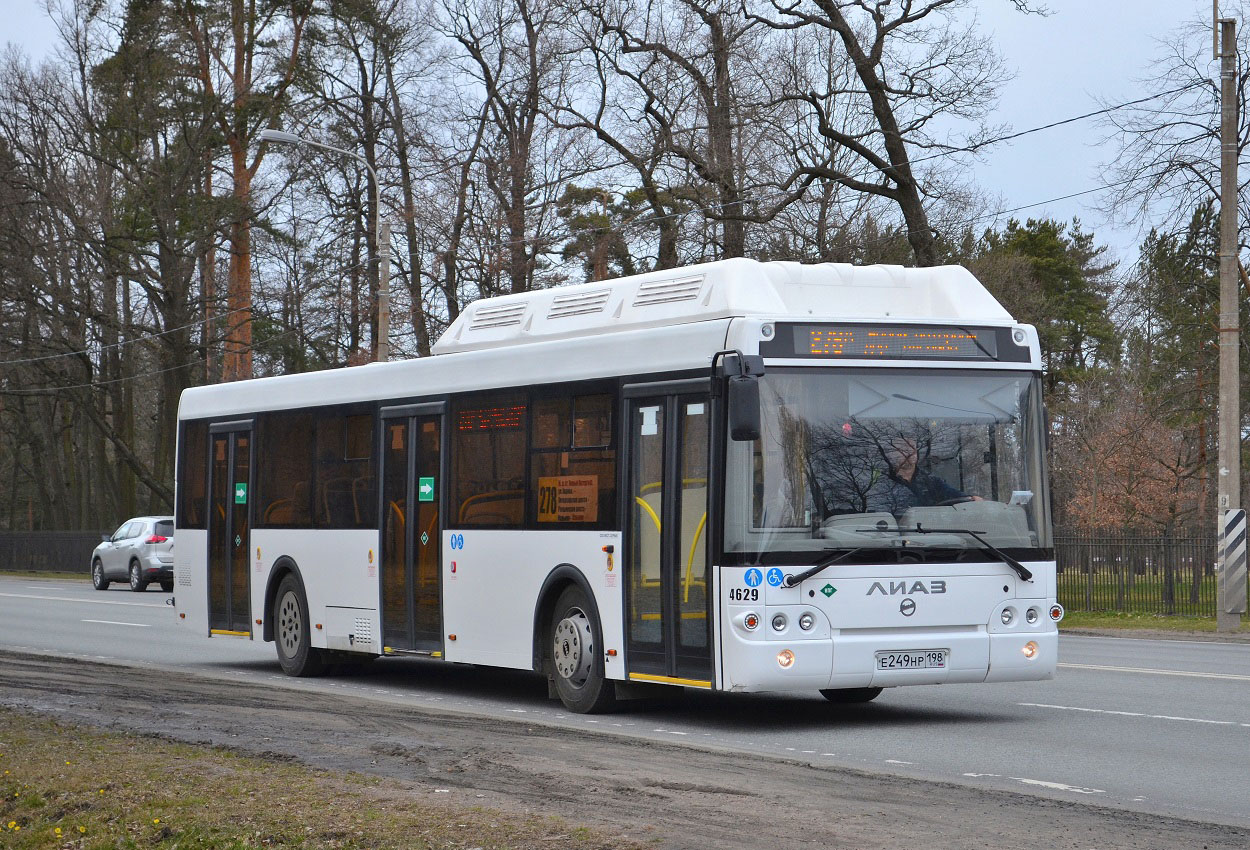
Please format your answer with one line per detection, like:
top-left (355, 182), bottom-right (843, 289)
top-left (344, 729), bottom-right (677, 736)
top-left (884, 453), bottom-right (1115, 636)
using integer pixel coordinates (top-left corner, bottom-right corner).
top-left (628, 673), bottom-right (712, 688)
top-left (209, 629), bottom-right (250, 637)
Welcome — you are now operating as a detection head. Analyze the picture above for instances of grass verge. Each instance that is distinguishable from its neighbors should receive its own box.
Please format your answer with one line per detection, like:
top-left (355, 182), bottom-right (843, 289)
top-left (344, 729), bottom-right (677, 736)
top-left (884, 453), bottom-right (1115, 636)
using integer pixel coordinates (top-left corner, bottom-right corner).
top-left (0, 571), bottom-right (82, 582)
top-left (1061, 609), bottom-right (1250, 633)
top-left (0, 709), bottom-right (647, 849)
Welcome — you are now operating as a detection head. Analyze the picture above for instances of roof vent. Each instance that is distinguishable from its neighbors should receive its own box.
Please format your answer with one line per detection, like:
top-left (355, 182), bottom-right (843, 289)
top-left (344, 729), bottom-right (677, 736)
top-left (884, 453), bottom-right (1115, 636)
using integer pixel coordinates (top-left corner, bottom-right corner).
top-left (633, 275), bottom-right (704, 307)
top-left (467, 302), bottom-right (527, 330)
top-left (548, 288), bottom-right (611, 319)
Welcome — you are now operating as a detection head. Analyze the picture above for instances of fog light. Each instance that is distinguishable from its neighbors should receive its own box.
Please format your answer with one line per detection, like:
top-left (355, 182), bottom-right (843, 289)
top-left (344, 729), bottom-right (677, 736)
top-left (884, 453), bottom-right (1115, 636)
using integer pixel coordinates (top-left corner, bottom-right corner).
top-left (777, 649), bottom-right (795, 668)
top-left (772, 613), bottom-right (787, 632)
top-left (1049, 604), bottom-right (1065, 622)
top-left (1001, 607), bottom-right (1015, 626)
top-left (743, 612), bottom-right (759, 631)
top-left (1022, 641), bottom-right (1038, 659)
top-left (1026, 607), bottom-right (1039, 624)
top-left (798, 611), bottom-right (815, 631)
top-left (1012, 328), bottom-right (1027, 345)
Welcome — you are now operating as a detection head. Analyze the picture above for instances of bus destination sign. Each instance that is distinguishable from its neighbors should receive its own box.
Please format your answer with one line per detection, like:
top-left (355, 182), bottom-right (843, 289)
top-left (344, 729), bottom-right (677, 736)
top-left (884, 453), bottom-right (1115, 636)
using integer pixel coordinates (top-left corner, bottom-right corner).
top-left (761, 323), bottom-right (1028, 362)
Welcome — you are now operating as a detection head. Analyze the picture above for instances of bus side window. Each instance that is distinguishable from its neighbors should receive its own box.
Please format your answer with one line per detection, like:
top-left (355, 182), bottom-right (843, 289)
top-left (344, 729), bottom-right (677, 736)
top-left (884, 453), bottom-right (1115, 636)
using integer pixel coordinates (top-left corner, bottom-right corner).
top-left (177, 420), bottom-right (209, 529)
top-left (530, 393), bottom-right (615, 527)
top-left (453, 395), bottom-right (528, 527)
top-left (257, 412), bottom-right (314, 528)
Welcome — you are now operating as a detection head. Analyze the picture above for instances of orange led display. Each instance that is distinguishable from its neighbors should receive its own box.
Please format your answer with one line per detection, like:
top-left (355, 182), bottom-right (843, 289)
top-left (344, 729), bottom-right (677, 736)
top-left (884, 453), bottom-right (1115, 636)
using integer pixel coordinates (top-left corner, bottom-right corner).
top-left (799, 325), bottom-right (997, 359)
top-left (457, 405), bottom-right (526, 431)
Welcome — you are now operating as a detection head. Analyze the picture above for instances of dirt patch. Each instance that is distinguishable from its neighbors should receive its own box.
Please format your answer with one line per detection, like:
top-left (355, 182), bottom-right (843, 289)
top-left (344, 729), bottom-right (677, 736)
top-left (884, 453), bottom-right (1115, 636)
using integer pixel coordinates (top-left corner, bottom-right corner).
top-left (1, 650), bottom-right (1247, 850)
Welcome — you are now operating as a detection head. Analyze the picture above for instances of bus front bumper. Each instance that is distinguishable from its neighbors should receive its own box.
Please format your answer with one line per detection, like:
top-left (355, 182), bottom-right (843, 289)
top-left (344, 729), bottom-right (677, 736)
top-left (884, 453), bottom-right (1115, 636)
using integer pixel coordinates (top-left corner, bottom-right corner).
top-left (720, 628), bottom-right (1058, 692)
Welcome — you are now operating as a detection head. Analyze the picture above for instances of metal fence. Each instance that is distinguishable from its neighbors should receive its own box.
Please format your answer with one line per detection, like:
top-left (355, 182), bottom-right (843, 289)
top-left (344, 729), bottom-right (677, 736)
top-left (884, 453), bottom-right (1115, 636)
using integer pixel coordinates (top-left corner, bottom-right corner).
top-left (0, 531), bottom-right (105, 574)
top-left (1055, 528), bottom-right (1217, 617)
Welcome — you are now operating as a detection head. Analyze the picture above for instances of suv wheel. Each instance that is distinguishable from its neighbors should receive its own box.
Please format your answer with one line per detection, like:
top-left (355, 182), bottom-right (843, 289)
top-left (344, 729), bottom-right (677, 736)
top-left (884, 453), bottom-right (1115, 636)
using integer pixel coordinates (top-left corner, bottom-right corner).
top-left (91, 559), bottom-right (109, 591)
top-left (129, 560), bottom-right (148, 592)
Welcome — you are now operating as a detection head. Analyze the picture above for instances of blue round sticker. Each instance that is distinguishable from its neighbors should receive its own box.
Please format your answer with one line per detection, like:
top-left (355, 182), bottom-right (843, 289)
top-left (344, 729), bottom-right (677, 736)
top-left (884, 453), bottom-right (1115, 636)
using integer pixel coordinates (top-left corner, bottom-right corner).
top-left (744, 568), bottom-right (763, 588)
top-left (766, 567), bottom-right (785, 587)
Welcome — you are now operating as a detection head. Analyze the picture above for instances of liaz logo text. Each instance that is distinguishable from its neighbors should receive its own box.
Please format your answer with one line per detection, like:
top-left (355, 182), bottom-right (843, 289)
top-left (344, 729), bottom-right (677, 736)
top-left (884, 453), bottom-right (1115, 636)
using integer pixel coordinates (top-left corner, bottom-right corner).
top-left (867, 580), bottom-right (947, 596)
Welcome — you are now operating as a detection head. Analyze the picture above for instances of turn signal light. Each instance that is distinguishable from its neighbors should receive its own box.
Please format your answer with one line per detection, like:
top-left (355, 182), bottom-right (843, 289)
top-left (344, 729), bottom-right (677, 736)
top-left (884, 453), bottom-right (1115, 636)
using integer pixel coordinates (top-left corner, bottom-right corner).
top-left (1049, 604), bottom-right (1065, 622)
top-left (777, 649), bottom-right (795, 668)
top-left (743, 612), bottom-right (760, 631)
top-left (1022, 641), bottom-right (1038, 659)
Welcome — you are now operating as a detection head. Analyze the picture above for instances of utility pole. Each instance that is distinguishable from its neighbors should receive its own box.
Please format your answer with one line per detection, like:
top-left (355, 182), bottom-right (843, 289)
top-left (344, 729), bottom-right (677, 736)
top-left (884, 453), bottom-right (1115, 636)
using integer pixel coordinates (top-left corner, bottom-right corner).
top-left (1216, 10), bottom-right (1245, 632)
top-left (258, 129), bottom-right (392, 364)
top-left (377, 220), bottom-right (391, 362)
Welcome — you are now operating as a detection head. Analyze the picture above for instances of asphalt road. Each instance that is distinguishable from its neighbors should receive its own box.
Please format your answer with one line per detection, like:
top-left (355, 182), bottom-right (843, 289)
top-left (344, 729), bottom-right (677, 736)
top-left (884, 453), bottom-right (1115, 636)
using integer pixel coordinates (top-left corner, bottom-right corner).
top-left (2, 574), bottom-right (1247, 830)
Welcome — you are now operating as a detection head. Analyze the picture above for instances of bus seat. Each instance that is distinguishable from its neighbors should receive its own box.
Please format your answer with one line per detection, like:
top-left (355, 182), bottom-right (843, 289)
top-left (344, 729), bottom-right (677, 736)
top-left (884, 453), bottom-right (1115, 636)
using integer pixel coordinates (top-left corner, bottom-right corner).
top-left (264, 499), bottom-right (293, 524)
top-left (458, 490), bottom-right (524, 525)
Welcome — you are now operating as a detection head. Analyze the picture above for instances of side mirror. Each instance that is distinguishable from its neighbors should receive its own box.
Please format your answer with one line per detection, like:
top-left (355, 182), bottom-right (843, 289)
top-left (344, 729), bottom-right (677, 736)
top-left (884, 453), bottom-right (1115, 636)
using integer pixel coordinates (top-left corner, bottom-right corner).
top-left (728, 374), bottom-right (761, 441)
top-left (101, 534), bottom-right (111, 543)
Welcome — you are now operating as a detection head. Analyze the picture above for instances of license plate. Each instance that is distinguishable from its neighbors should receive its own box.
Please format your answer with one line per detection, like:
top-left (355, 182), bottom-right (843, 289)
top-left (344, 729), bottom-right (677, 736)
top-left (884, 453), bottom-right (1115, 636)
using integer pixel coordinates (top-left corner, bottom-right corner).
top-left (875, 649), bottom-right (947, 670)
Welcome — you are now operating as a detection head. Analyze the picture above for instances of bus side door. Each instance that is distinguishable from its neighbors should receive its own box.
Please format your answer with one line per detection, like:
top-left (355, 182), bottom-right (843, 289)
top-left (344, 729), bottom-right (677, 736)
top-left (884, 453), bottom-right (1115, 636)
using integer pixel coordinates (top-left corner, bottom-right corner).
top-left (623, 384), bottom-right (713, 686)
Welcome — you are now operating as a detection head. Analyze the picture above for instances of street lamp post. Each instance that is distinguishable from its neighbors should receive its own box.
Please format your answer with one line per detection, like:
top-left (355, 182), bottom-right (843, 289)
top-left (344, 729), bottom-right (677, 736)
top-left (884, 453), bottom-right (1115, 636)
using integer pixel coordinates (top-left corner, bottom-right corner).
top-left (260, 128), bottom-right (390, 362)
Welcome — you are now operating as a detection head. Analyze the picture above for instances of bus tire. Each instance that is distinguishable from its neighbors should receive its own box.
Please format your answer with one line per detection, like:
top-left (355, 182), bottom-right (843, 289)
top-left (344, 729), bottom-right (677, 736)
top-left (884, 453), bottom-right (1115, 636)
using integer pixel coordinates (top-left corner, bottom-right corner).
top-left (820, 687), bottom-right (883, 704)
top-left (548, 584), bottom-right (616, 714)
top-left (274, 573), bottom-right (325, 677)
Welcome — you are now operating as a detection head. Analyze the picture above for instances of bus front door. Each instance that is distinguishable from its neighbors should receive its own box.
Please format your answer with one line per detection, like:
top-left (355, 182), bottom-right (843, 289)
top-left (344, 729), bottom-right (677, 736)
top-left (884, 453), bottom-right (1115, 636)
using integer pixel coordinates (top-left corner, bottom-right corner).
top-left (624, 390), bottom-right (713, 686)
top-left (380, 407), bottom-right (445, 654)
top-left (207, 423), bottom-right (253, 635)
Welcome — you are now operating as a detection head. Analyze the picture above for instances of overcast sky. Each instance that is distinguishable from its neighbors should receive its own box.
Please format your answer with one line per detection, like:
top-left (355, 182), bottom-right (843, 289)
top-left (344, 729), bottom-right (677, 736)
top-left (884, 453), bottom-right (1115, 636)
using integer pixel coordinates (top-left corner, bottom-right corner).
top-left (2, 0), bottom-right (1216, 266)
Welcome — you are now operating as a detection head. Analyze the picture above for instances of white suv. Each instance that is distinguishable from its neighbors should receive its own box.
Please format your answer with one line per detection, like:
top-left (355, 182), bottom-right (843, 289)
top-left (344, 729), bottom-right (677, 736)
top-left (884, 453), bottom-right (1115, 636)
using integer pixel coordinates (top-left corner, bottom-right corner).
top-left (90, 516), bottom-right (175, 592)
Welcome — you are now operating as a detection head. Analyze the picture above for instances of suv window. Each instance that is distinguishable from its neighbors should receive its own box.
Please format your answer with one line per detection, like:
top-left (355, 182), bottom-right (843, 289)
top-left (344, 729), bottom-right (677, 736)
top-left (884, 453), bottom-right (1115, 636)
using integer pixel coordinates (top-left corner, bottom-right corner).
top-left (154, 520), bottom-right (174, 538)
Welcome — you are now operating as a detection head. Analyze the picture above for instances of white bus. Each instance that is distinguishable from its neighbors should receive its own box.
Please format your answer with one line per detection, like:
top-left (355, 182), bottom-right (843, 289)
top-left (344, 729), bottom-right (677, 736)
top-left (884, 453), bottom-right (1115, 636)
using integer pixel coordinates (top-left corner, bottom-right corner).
top-left (174, 258), bottom-right (1060, 712)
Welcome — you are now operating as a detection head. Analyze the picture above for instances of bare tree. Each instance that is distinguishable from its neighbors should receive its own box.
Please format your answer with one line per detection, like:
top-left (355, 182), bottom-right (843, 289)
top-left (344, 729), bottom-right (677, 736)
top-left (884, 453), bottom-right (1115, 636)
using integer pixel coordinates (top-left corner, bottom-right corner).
top-left (752, 0), bottom-right (1017, 266)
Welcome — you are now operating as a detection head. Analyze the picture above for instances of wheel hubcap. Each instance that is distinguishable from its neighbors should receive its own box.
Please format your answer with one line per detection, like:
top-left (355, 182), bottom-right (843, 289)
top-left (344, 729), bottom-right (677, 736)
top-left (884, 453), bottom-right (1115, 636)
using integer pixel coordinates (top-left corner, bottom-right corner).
top-left (552, 608), bottom-right (593, 687)
top-left (93, 564), bottom-right (101, 585)
top-left (278, 591), bottom-right (301, 657)
top-left (130, 566), bottom-right (139, 587)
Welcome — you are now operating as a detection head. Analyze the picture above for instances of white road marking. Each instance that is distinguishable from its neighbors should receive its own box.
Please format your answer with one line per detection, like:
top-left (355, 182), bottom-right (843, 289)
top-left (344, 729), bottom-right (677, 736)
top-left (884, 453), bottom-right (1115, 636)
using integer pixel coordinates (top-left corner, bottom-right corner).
top-left (885, 759), bottom-right (915, 765)
top-left (0, 592), bottom-right (165, 609)
top-left (1011, 778), bottom-right (1104, 795)
top-left (1059, 662), bottom-right (1250, 682)
top-left (1020, 702), bottom-right (1250, 728)
top-left (82, 619), bottom-right (150, 628)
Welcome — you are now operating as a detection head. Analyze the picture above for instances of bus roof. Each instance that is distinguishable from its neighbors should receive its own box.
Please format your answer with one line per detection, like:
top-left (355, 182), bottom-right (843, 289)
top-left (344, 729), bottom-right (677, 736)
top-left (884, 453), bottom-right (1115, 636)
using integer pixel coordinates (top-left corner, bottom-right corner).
top-left (432, 258), bottom-right (1012, 355)
top-left (178, 259), bottom-right (1022, 420)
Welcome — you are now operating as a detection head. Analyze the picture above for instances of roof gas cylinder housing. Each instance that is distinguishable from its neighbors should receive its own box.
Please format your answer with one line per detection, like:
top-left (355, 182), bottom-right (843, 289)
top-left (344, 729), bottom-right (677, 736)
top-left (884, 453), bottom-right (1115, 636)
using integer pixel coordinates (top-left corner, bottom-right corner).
top-left (431, 258), bottom-right (1014, 356)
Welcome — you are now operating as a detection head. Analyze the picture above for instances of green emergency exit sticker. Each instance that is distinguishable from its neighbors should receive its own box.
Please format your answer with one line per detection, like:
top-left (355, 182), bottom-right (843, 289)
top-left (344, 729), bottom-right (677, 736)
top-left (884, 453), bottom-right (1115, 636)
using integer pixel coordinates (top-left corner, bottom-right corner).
top-left (418, 477), bottom-right (435, 502)
top-left (235, 482), bottom-right (247, 505)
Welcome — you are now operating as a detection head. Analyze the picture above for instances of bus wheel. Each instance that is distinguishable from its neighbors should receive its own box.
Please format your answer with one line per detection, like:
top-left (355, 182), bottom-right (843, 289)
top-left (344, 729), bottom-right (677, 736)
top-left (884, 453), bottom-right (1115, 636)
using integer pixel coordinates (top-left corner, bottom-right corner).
top-left (820, 687), bottom-right (883, 704)
top-left (274, 574), bottom-right (325, 677)
top-left (548, 585), bottom-right (616, 714)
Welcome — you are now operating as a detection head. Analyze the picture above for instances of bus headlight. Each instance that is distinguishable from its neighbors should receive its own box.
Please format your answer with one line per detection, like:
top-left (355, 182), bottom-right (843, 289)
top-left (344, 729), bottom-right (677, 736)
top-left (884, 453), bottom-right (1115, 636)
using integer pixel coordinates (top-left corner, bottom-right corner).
top-left (1000, 607), bottom-right (1015, 626)
top-left (798, 612), bottom-right (816, 631)
top-left (771, 613), bottom-right (788, 632)
top-left (1025, 607), bottom-right (1039, 624)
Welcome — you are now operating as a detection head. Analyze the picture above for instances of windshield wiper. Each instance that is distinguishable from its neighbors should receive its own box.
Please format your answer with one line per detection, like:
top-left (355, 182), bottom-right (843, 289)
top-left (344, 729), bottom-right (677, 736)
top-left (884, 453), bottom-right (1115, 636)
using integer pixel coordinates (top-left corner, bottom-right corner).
top-left (783, 546), bottom-right (876, 588)
top-left (910, 523), bottom-right (1033, 582)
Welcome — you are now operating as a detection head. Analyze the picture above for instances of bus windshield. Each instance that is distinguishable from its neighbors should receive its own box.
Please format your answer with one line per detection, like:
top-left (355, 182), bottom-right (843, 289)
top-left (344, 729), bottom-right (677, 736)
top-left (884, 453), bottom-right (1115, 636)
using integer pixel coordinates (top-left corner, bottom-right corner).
top-left (723, 368), bottom-right (1050, 562)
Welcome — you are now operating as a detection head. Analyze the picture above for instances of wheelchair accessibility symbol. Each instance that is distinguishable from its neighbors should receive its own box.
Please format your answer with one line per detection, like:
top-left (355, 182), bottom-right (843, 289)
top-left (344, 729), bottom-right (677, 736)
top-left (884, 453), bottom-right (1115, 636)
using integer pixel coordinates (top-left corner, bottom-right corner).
top-left (766, 568), bottom-right (785, 587)
top-left (744, 568), bottom-right (763, 588)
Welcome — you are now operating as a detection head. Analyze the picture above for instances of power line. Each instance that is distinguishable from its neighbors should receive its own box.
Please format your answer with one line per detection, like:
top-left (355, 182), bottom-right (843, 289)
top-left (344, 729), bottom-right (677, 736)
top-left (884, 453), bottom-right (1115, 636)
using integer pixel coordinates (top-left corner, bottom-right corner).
top-left (0, 328), bottom-right (300, 396)
top-left (0, 306), bottom-right (254, 367)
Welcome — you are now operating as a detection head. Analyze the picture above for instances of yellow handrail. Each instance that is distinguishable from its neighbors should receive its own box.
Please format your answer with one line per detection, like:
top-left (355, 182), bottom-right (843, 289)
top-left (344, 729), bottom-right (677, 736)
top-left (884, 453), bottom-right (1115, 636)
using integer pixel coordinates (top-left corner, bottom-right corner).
top-left (684, 512), bottom-right (707, 603)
